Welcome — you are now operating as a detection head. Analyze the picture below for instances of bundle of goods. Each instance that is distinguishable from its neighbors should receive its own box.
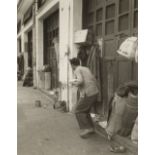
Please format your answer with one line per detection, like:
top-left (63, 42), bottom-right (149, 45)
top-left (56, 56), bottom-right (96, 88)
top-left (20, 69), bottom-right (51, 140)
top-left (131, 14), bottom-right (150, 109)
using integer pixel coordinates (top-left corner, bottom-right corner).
top-left (117, 37), bottom-right (138, 61)
top-left (106, 81), bottom-right (138, 138)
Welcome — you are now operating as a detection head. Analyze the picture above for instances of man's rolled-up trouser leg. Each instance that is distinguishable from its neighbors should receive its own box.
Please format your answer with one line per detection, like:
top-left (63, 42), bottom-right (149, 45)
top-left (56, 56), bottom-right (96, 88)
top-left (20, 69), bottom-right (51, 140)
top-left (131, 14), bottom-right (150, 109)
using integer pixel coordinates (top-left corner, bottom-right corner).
top-left (75, 113), bottom-right (94, 129)
top-left (75, 94), bottom-right (98, 129)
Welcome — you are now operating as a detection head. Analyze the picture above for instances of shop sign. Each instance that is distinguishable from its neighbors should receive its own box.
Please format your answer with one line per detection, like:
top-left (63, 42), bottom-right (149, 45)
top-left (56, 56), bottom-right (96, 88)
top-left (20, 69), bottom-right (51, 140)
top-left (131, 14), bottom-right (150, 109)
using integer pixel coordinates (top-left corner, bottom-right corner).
top-left (74, 29), bottom-right (92, 44)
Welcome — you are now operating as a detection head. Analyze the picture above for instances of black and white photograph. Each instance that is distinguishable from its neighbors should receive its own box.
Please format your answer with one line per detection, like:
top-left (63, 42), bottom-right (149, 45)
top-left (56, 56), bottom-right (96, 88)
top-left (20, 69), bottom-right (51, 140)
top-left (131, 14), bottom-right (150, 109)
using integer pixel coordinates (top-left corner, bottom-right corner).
top-left (16, 0), bottom-right (138, 155)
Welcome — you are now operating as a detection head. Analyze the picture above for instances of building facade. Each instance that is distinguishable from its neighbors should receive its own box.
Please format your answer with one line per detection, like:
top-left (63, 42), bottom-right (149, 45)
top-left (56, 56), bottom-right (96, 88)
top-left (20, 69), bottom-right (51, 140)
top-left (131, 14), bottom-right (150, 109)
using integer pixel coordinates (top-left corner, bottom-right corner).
top-left (17, 0), bottom-right (138, 113)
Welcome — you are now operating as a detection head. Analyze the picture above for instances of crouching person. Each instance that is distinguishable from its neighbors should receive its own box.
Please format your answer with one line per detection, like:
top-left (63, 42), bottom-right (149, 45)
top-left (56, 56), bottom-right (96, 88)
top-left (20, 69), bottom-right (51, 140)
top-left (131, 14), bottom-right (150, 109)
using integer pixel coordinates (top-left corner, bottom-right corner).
top-left (69, 58), bottom-right (99, 138)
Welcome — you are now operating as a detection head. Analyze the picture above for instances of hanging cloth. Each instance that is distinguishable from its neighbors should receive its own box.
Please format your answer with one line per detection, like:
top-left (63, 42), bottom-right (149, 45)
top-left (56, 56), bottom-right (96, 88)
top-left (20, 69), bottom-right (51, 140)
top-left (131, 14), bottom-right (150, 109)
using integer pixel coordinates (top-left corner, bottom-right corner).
top-left (77, 46), bottom-right (88, 66)
top-left (87, 45), bottom-right (102, 102)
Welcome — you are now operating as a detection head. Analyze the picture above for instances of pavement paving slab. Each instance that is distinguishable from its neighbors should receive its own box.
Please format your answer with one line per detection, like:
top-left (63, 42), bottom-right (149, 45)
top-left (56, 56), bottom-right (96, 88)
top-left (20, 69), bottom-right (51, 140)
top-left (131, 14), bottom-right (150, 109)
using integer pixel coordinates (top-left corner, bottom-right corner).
top-left (17, 82), bottom-right (133, 155)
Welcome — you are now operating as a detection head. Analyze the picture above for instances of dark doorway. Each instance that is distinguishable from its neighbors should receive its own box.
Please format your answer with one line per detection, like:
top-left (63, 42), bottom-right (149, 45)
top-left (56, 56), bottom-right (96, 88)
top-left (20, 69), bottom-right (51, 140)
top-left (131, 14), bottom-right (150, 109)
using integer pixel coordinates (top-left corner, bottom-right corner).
top-left (28, 30), bottom-right (33, 68)
top-left (43, 10), bottom-right (59, 89)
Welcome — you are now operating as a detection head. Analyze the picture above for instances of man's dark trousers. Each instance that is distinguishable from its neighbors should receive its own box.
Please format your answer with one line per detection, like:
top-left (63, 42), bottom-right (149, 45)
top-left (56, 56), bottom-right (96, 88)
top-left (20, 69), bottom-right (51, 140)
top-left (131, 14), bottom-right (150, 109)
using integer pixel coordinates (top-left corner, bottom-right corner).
top-left (75, 94), bottom-right (98, 129)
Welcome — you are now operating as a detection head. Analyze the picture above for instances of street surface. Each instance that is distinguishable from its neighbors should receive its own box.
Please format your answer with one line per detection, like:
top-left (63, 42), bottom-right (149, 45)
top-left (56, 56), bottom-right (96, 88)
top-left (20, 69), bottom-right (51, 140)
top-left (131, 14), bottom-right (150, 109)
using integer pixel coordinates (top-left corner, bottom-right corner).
top-left (17, 82), bottom-right (132, 155)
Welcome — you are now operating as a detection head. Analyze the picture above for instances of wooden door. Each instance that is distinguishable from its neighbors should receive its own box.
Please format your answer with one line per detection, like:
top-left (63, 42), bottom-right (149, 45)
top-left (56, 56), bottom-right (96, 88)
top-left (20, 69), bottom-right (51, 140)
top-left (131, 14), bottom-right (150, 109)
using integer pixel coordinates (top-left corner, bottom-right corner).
top-left (131, 0), bottom-right (138, 81)
top-left (102, 0), bottom-right (118, 108)
top-left (103, 0), bottom-right (138, 99)
top-left (83, 0), bottom-right (138, 115)
top-left (115, 0), bottom-right (138, 87)
top-left (115, 0), bottom-right (133, 87)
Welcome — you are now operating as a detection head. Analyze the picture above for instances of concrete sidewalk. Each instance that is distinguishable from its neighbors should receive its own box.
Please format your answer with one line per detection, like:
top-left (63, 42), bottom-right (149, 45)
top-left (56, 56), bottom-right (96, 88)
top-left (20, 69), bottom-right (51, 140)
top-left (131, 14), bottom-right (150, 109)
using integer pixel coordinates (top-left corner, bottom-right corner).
top-left (17, 82), bottom-right (132, 155)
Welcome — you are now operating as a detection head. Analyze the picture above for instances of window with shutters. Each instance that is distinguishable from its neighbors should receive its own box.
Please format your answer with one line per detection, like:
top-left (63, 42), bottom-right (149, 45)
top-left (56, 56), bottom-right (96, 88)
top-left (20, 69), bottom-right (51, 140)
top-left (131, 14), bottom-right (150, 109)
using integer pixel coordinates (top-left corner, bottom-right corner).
top-left (96, 8), bottom-right (103, 37)
top-left (118, 0), bottom-right (130, 32)
top-left (83, 0), bottom-right (138, 38)
top-left (105, 3), bottom-right (116, 35)
top-left (133, 0), bottom-right (138, 28)
top-left (83, 0), bottom-right (104, 38)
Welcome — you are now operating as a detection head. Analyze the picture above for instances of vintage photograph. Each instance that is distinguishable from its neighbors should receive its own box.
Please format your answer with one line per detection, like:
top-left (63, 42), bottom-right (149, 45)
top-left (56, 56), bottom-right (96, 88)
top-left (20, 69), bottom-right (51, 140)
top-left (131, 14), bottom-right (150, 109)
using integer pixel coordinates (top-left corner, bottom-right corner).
top-left (17, 0), bottom-right (138, 155)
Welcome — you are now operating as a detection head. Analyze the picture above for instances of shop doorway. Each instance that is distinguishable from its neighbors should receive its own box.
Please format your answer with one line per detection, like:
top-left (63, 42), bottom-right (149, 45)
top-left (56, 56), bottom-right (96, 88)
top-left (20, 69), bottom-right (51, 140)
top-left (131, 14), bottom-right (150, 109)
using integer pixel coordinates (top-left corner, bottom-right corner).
top-left (27, 30), bottom-right (33, 68)
top-left (43, 10), bottom-right (59, 89)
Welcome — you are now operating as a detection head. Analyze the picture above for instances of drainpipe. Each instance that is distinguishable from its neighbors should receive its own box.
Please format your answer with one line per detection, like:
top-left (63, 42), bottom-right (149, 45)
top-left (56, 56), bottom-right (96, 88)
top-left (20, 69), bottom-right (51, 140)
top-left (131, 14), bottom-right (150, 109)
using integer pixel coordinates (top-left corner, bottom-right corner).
top-left (32, 0), bottom-right (38, 88)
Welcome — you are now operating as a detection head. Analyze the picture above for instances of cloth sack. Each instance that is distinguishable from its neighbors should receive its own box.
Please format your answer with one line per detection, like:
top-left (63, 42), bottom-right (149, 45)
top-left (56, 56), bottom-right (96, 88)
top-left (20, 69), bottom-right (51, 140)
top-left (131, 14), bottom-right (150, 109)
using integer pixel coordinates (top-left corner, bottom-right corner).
top-left (106, 91), bottom-right (138, 137)
top-left (119, 92), bottom-right (138, 136)
top-left (105, 94), bottom-right (127, 137)
top-left (117, 37), bottom-right (138, 60)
